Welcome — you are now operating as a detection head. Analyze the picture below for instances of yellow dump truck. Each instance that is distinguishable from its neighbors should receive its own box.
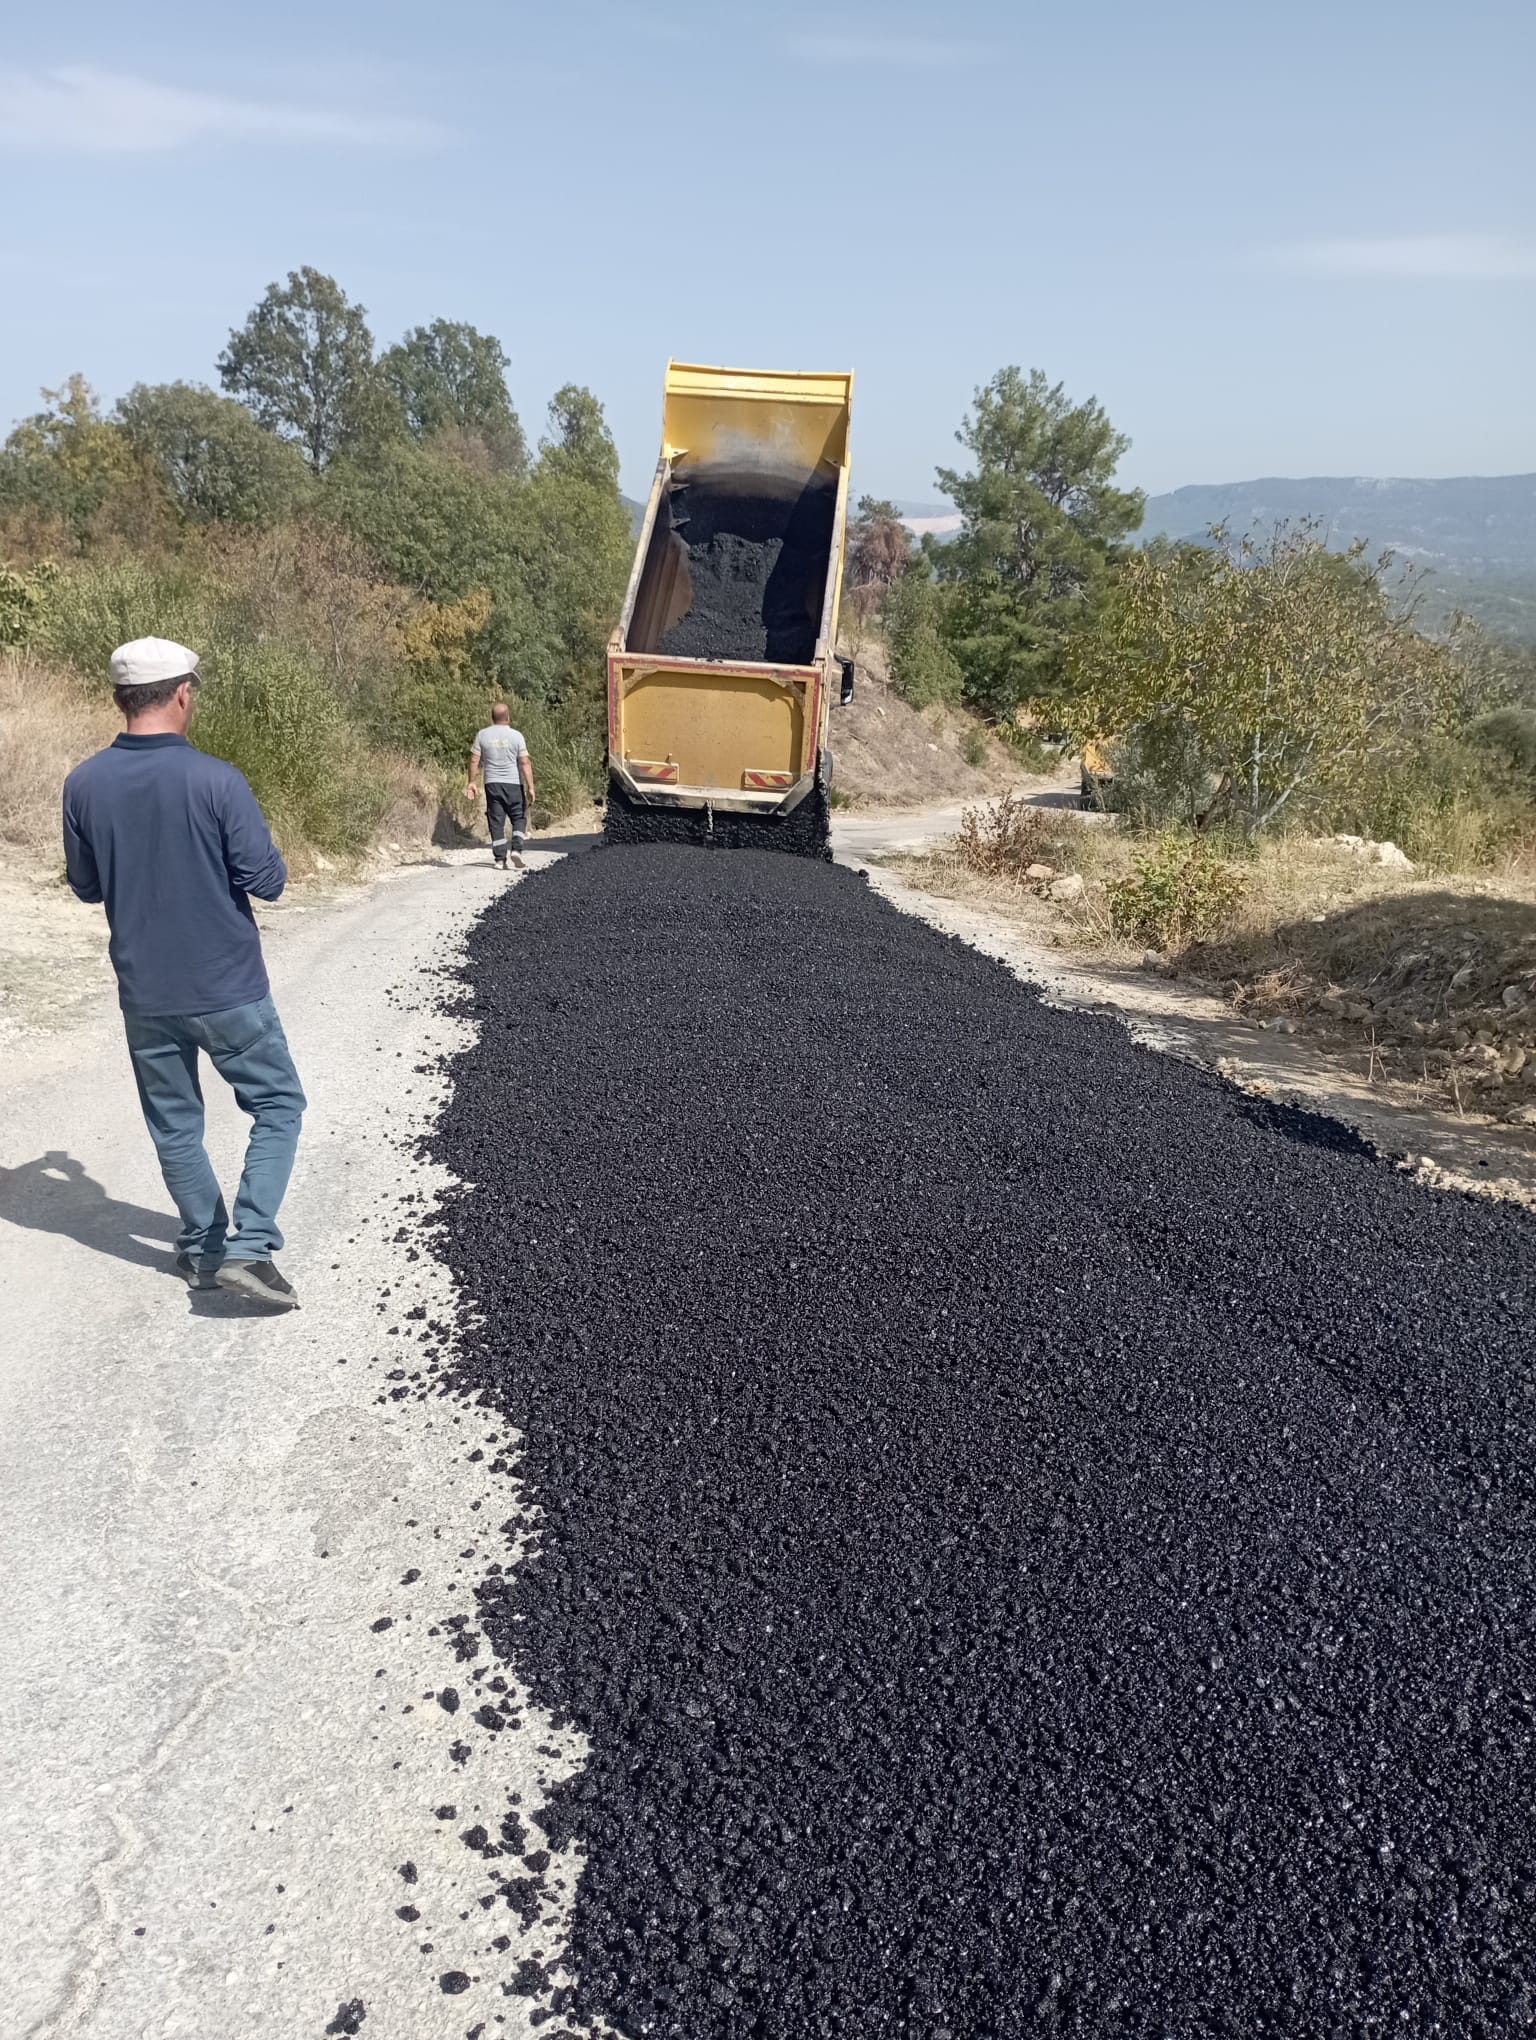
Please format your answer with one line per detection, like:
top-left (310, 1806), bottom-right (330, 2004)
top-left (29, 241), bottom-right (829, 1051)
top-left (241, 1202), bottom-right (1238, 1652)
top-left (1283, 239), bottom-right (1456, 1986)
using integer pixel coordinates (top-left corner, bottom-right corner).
top-left (605, 360), bottom-right (855, 857)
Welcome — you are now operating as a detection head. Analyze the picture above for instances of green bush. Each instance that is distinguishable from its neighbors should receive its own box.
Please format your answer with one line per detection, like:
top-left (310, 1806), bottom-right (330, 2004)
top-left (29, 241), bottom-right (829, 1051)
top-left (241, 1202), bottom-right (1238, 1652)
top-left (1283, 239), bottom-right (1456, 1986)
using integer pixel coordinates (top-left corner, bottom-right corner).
top-left (960, 723), bottom-right (989, 767)
top-left (1098, 723), bottom-right (1225, 827)
top-left (33, 558), bottom-right (380, 854)
top-left (36, 556), bottom-right (215, 675)
top-left (1473, 706), bottom-right (1536, 779)
top-left (1334, 732), bottom-right (1532, 871)
top-left (530, 720), bottom-right (602, 828)
top-left (390, 668), bottom-right (489, 775)
top-left (0, 561), bottom-right (56, 647)
top-left (195, 642), bottom-right (383, 854)
top-left (883, 572), bottom-right (963, 709)
top-left (1106, 829), bottom-right (1246, 949)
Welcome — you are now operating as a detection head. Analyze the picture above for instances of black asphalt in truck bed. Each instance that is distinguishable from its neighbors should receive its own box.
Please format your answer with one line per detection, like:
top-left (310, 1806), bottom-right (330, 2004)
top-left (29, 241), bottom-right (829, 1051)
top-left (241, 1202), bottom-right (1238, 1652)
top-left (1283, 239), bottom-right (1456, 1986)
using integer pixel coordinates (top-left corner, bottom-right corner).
top-left (656, 532), bottom-right (808, 665)
top-left (430, 846), bottom-right (1536, 2039)
top-left (653, 475), bottom-right (833, 666)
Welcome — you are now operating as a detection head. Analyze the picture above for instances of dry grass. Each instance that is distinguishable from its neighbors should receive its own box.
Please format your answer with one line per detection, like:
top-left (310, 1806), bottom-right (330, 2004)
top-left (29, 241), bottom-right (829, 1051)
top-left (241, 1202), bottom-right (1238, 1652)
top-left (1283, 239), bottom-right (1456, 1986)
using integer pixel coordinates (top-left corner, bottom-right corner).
top-left (901, 800), bottom-right (1536, 1125)
top-left (0, 648), bottom-right (447, 878)
top-left (0, 650), bottom-right (119, 856)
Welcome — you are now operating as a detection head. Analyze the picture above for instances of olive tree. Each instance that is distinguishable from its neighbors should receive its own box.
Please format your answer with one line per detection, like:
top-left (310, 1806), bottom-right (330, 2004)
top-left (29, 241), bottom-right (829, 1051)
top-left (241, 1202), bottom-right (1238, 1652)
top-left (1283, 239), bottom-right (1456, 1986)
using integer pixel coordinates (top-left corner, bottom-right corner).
top-left (1063, 523), bottom-right (1463, 834)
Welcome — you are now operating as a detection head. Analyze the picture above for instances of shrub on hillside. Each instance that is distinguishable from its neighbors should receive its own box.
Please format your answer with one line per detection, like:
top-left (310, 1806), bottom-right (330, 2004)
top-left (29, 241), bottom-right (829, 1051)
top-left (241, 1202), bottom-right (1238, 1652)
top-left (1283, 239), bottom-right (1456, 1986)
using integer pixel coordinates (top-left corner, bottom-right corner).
top-left (883, 571), bottom-right (963, 709)
top-left (0, 561), bottom-right (56, 647)
top-left (1334, 732), bottom-right (1534, 871)
top-left (1106, 830), bottom-right (1246, 949)
top-left (30, 557), bottom-right (380, 854)
top-left (194, 642), bottom-right (384, 854)
top-left (1473, 705), bottom-right (1536, 780)
top-left (35, 556), bottom-right (216, 676)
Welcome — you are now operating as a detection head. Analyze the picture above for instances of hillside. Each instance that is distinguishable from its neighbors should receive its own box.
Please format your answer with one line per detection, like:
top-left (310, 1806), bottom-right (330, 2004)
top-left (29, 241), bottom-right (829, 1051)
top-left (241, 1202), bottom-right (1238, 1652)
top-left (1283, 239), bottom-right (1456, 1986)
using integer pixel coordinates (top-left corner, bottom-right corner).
top-left (832, 635), bottom-right (1024, 806)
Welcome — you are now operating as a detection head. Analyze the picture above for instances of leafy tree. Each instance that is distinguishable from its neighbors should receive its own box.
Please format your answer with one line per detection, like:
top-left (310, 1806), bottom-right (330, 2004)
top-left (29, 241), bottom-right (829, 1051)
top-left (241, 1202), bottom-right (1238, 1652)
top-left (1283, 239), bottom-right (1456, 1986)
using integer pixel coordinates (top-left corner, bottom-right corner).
top-left (0, 375), bottom-right (167, 549)
top-left (116, 382), bottom-right (312, 526)
top-left (845, 495), bottom-right (915, 616)
top-left (883, 569), bottom-right (963, 708)
top-left (378, 320), bottom-right (527, 475)
top-left (218, 268), bottom-right (379, 468)
top-left (935, 367), bottom-right (1144, 715)
top-left (506, 461), bottom-right (632, 709)
top-left (324, 437), bottom-right (521, 604)
top-left (326, 418), bottom-right (629, 716)
top-left (1064, 523), bottom-right (1463, 835)
top-left (536, 384), bottom-right (620, 490)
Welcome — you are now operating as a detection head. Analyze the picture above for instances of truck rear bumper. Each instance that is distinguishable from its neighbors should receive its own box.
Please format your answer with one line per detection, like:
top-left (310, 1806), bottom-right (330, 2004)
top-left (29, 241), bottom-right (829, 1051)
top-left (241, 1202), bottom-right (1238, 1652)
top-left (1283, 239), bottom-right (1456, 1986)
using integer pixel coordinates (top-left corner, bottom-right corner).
top-left (608, 756), bottom-right (818, 817)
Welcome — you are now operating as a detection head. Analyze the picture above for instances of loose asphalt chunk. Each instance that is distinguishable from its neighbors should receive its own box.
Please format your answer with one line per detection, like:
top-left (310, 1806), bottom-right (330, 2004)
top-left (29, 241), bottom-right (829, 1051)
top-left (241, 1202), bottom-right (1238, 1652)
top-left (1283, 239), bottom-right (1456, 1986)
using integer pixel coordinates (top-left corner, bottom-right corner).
top-left (429, 844), bottom-right (1536, 2039)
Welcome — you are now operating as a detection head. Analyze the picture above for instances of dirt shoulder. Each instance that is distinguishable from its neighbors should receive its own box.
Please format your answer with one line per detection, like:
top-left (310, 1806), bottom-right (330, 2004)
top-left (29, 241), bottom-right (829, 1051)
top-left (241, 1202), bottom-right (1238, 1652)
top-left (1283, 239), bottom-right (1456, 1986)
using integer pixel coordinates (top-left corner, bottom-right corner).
top-left (830, 636), bottom-right (1027, 808)
top-left (860, 852), bottom-right (1536, 1210)
top-left (0, 838), bottom-right (468, 1056)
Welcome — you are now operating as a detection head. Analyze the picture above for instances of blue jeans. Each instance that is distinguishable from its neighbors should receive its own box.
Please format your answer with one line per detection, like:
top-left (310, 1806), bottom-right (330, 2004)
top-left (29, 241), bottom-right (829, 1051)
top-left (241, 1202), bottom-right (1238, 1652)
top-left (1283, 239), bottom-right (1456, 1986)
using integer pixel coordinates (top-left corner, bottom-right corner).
top-left (123, 994), bottom-right (306, 1268)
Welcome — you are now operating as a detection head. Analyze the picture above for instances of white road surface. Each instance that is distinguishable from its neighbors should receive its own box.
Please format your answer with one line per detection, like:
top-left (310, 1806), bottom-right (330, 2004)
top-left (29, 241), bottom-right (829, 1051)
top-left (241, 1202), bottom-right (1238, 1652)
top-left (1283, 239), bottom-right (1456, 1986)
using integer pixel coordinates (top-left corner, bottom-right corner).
top-left (1, 851), bottom-right (585, 2040)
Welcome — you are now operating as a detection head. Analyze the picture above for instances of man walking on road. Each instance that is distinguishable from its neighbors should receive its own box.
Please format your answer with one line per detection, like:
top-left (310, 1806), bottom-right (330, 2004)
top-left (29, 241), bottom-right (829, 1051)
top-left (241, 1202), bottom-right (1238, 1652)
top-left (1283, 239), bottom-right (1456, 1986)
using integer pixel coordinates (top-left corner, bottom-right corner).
top-left (61, 638), bottom-right (306, 1311)
top-left (467, 704), bottom-right (535, 871)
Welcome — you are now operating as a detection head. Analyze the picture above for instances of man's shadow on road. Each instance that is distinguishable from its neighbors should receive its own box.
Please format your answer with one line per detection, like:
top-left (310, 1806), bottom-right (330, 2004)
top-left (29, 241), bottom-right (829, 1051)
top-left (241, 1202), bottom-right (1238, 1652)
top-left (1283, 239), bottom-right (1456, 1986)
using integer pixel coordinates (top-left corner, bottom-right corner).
top-left (0, 1152), bottom-right (253, 1317)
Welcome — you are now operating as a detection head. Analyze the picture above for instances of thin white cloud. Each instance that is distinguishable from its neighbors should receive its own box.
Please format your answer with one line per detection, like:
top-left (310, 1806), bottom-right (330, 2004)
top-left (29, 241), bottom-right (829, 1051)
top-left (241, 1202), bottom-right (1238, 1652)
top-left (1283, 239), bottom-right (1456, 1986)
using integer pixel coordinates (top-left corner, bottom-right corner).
top-left (1259, 233), bottom-right (1536, 281)
top-left (786, 31), bottom-right (986, 69)
top-left (0, 66), bottom-right (443, 154)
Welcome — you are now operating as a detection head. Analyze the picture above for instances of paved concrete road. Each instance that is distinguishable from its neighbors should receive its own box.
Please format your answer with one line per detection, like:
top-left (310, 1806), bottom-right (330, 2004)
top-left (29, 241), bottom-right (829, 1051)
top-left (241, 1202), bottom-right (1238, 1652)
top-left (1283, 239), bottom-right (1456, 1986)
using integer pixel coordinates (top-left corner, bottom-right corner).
top-left (1, 854), bottom-right (581, 2040)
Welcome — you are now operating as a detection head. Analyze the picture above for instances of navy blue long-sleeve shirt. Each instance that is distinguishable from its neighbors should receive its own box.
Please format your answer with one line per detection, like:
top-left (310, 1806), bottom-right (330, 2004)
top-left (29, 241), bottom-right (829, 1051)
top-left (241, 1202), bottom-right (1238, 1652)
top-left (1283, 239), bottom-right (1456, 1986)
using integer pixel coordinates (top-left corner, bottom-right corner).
top-left (62, 733), bottom-right (287, 1016)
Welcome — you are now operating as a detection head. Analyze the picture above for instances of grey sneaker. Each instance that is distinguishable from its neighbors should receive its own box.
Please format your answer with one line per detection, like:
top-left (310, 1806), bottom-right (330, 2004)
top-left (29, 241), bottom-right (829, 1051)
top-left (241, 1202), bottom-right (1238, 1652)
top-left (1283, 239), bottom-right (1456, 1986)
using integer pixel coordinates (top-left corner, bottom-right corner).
top-left (214, 1259), bottom-right (300, 1310)
top-left (175, 1252), bottom-right (219, 1291)
top-left (509, 850), bottom-right (526, 870)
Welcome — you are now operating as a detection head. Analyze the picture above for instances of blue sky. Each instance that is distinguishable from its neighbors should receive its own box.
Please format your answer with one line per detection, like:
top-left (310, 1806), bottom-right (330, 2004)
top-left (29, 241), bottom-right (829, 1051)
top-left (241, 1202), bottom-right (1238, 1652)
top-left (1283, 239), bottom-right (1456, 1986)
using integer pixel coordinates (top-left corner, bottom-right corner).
top-left (1, 0), bottom-right (1531, 502)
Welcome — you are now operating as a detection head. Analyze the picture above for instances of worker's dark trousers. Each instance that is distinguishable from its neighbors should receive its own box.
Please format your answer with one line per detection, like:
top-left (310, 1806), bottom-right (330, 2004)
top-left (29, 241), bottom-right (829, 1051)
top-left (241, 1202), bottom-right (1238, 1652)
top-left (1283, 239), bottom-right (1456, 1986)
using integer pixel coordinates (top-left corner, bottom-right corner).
top-left (485, 782), bottom-right (527, 864)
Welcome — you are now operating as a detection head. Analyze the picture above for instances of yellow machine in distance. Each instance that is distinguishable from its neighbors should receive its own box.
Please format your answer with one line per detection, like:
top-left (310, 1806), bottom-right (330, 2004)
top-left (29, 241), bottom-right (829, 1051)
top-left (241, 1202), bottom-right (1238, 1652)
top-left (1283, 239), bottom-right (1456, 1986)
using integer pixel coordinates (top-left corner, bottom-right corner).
top-left (605, 361), bottom-right (856, 857)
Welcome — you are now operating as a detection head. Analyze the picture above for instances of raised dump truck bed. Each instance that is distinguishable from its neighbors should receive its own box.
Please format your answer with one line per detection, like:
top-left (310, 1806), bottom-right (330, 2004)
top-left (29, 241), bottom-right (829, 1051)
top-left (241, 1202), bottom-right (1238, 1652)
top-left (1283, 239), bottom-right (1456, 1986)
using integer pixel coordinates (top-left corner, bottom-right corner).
top-left (606, 361), bottom-right (854, 857)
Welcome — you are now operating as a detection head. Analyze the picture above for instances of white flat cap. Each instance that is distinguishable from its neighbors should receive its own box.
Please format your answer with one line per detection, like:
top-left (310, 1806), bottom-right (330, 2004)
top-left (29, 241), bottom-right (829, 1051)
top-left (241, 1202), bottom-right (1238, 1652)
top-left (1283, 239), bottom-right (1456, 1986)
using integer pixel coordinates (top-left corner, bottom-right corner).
top-left (110, 637), bottom-right (200, 688)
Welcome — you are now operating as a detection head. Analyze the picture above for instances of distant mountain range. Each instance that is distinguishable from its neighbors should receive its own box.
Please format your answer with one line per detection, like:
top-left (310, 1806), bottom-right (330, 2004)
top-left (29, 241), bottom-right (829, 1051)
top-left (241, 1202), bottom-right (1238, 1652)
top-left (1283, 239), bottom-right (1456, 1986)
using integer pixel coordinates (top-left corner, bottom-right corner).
top-left (1140, 474), bottom-right (1536, 641)
top-left (1140, 474), bottom-right (1536, 573)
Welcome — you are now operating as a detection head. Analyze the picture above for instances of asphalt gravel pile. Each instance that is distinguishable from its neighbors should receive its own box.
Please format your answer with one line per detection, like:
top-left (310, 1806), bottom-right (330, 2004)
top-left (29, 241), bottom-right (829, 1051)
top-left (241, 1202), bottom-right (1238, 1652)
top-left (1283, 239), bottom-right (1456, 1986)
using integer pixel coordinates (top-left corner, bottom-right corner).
top-left (430, 845), bottom-right (1536, 2039)
top-left (658, 532), bottom-right (798, 665)
top-left (655, 479), bottom-right (831, 666)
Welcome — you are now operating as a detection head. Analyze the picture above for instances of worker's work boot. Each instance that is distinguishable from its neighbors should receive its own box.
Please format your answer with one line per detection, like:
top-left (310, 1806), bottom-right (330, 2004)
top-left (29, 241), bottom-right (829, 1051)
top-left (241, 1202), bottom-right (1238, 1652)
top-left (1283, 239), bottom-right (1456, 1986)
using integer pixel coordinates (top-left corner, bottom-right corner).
top-left (214, 1259), bottom-right (300, 1311)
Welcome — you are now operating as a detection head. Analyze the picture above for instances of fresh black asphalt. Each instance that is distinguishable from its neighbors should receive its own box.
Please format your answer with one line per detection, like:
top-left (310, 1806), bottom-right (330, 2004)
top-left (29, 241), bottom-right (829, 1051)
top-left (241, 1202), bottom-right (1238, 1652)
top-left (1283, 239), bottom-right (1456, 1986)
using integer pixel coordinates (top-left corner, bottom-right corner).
top-left (429, 844), bottom-right (1536, 2038)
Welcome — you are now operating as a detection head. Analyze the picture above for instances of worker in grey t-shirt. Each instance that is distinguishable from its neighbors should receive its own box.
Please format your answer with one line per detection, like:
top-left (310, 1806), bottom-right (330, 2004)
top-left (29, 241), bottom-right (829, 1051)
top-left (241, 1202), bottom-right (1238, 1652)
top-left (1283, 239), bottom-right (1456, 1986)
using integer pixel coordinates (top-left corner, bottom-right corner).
top-left (466, 703), bottom-right (536, 871)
